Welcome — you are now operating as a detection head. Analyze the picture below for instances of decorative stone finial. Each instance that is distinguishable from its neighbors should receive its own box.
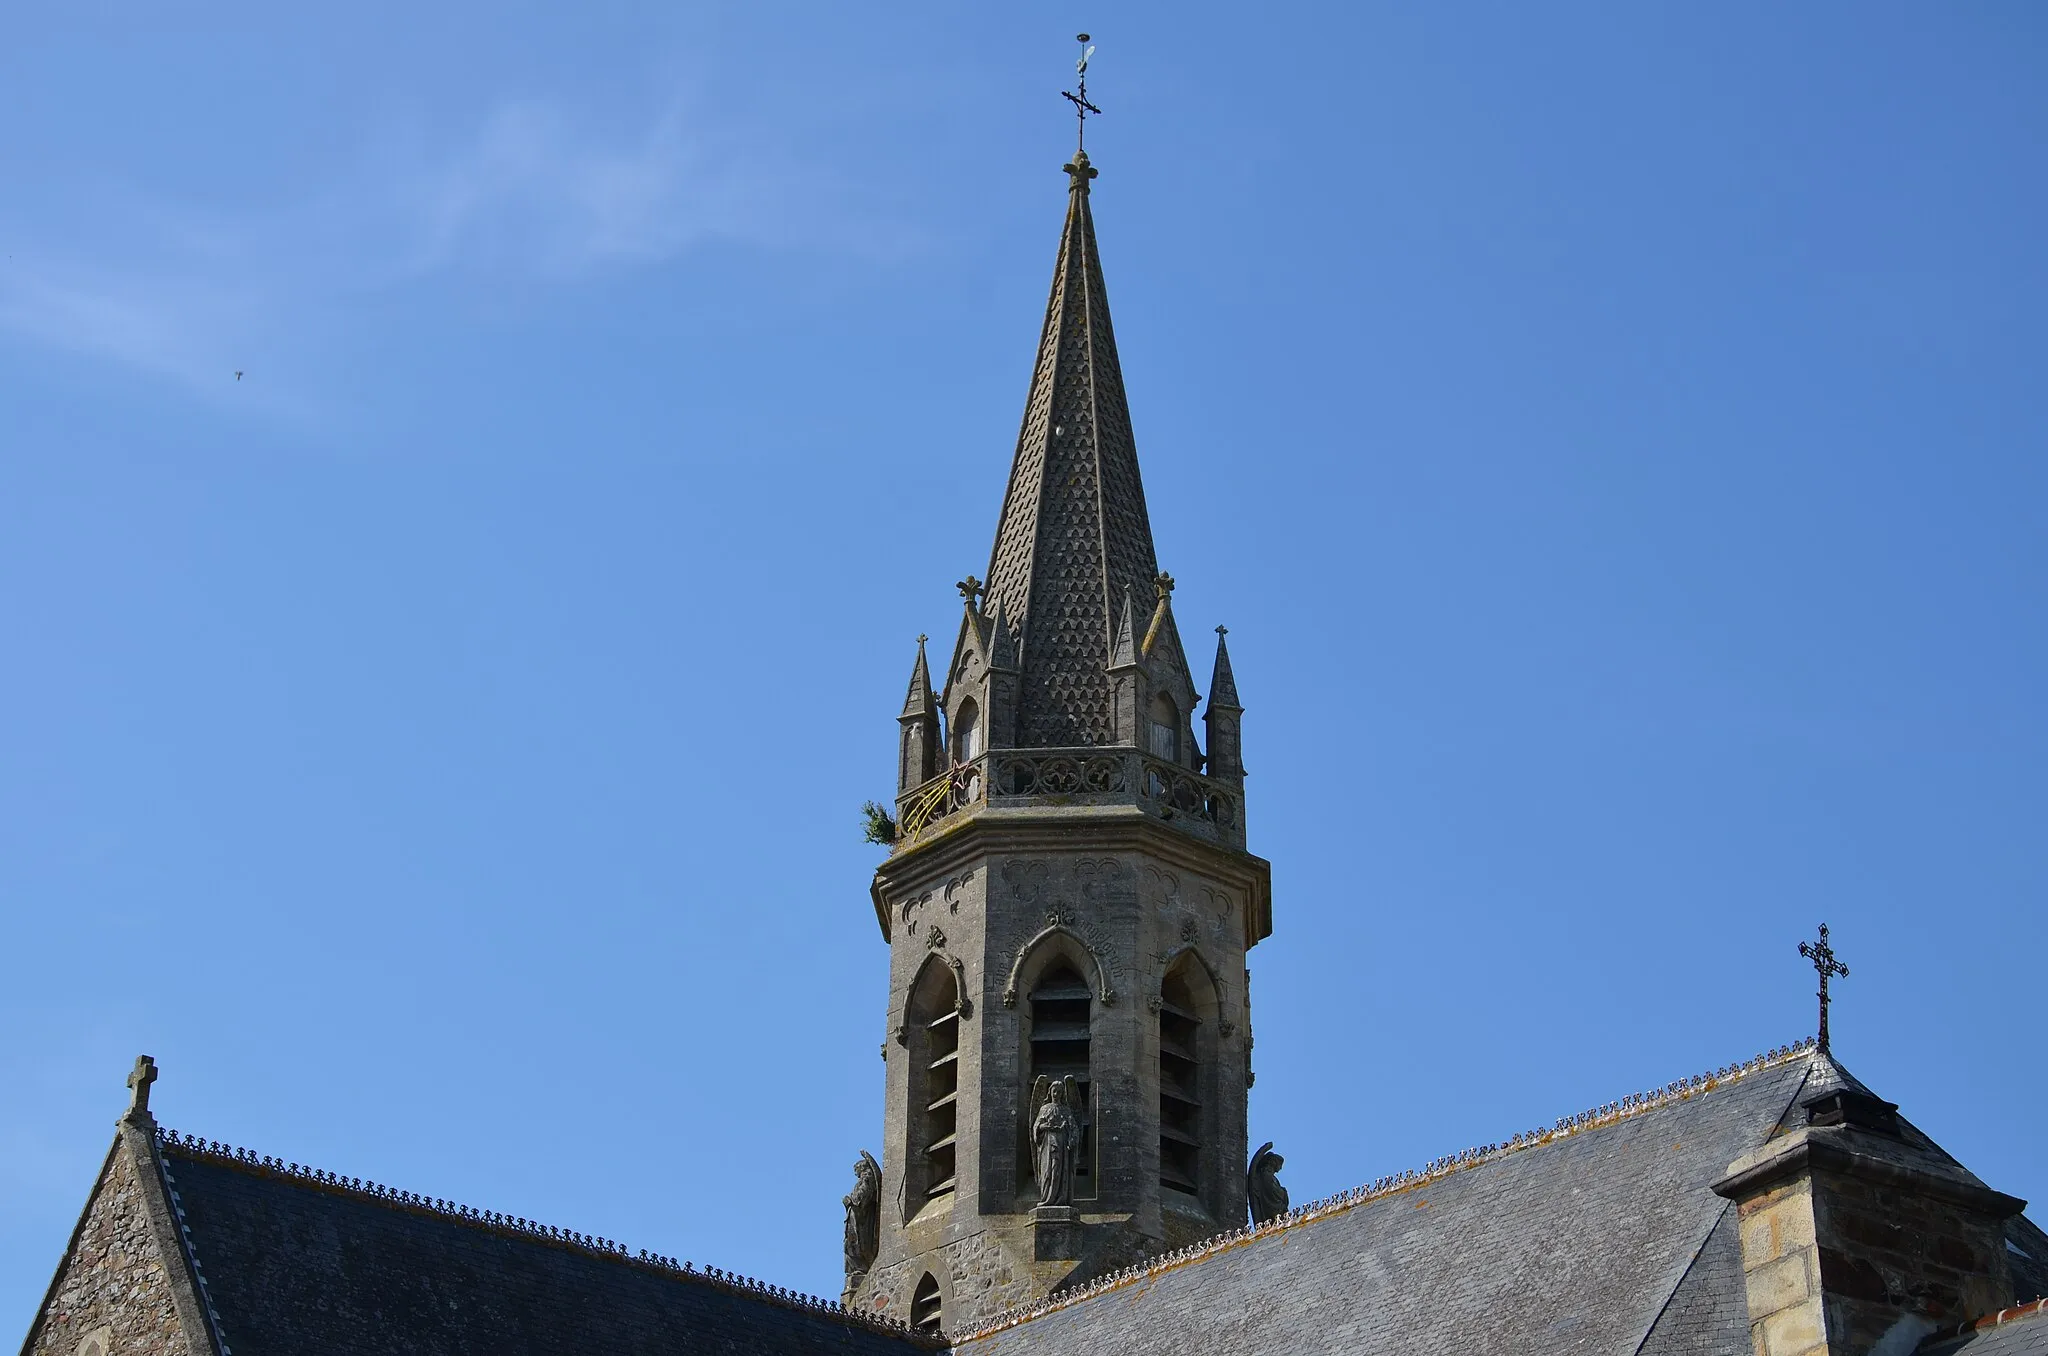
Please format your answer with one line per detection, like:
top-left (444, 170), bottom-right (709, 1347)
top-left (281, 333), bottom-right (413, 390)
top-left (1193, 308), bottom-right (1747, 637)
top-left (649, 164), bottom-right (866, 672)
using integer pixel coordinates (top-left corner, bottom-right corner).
top-left (1154, 571), bottom-right (1175, 601)
top-left (1063, 149), bottom-right (1099, 192)
top-left (1798, 923), bottom-right (1850, 1054)
top-left (1216, 624), bottom-right (1228, 636)
top-left (125, 1054), bottom-right (158, 1122)
top-left (956, 575), bottom-right (985, 610)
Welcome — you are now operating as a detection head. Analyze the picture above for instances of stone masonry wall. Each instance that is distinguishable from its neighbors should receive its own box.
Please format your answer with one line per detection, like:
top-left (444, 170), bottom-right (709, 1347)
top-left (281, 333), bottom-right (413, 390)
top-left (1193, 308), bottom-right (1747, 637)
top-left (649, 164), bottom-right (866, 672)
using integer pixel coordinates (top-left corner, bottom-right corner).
top-left (1811, 1166), bottom-right (2013, 1352)
top-left (1734, 1177), bottom-right (1827, 1356)
top-left (25, 1139), bottom-right (197, 1356)
top-left (861, 1228), bottom-right (1037, 1332)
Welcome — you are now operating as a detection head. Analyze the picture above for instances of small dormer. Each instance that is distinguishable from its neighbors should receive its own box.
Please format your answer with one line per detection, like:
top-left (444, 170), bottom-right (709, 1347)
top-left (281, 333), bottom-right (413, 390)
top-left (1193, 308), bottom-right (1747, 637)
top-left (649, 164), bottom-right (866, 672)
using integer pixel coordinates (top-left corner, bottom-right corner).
top-left (1137, 574), bottom-right (1202, 770)
top-left (940, 576), bottom-right (1017, 762)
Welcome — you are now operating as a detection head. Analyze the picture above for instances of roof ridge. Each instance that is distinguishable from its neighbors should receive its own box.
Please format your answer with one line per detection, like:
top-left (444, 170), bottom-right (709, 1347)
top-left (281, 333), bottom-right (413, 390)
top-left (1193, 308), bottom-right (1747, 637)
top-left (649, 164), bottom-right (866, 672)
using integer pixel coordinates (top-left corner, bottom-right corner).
top-left (152, 1128), bottom-right (937, 1348)
top-left (1924, 1296), bottom-right (2048, 1348)
top-left (948, 1038), bottom-right (1819, 1344)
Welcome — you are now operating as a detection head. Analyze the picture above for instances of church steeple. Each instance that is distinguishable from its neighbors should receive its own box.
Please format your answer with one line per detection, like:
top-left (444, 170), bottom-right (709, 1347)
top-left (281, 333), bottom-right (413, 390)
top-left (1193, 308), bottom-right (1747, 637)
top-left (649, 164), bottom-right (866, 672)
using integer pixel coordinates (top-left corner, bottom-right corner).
top-left (856, 114), bottom-right (1272, 1336)
top-left (983, 149), bottom-right (1162, 748)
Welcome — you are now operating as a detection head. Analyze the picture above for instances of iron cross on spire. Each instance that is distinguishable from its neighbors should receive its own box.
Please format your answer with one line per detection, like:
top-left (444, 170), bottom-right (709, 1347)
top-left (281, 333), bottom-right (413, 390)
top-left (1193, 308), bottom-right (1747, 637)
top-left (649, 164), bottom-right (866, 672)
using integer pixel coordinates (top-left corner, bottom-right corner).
top-left (1798, 923), bottom-right (1850, 1054)
top-left (1062, 33), bottom-right (1101, 149)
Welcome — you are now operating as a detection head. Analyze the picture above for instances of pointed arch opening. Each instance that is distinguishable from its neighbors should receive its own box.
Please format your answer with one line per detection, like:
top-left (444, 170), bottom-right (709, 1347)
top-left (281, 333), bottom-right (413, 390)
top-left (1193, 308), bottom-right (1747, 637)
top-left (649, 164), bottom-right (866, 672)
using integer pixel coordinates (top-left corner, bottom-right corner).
top-left (1022, 956), bottom-right (1096, 1201)
top-left (904, 956), bottom-right (960, 1217)
top-left (952, 698), bottom-right (982, 762)
top-left (1148, 693), bottom-right (1179, 763)
top-left (911, 1272), bottom-right (943, 1334)
top-left (1158, 950), bottom-right (1221, 1208)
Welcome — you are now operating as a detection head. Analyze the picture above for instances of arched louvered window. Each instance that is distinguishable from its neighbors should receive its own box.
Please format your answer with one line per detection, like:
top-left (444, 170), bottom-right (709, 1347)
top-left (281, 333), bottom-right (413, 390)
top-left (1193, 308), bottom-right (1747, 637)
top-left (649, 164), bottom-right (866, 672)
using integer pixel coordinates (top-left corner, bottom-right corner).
top-left (905, 959), bottom-right (960, 1215)
top-left (912, 1272), bottom-right (943, 1334)
top-left (1157, 959), bottom-right (1205, 1199)
top-left (1149, 694), bottom-right (1179, 762)
top-left (1027, 960), bottom-right (1094, 1199)
top-left (952, 699), bottom-right (982, 762)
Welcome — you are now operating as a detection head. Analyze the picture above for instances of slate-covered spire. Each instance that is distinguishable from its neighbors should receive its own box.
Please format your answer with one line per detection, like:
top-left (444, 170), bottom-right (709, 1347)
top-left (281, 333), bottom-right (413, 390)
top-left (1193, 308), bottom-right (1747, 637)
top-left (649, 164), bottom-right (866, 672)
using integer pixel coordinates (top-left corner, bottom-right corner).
top-left (897, 636), bottom-right (940, 793)
top-left (1208, 626), bottom-right (1241, 711)
top-left (901, 635), bottom-right (937, 719)
top-left (983, 150), bottom-right (1162, 747)
top-left (1205, 626), bottom-right (1244, 781)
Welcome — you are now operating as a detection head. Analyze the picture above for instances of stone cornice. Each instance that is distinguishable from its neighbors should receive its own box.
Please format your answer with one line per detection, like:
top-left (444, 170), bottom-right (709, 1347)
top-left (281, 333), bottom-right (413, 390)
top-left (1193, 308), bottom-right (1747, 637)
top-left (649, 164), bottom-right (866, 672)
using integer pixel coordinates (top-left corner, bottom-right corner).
top-left (870, 804), bottom-right (1273, 947)
top-left (1711, 1125), bottom-right (2027, 1218)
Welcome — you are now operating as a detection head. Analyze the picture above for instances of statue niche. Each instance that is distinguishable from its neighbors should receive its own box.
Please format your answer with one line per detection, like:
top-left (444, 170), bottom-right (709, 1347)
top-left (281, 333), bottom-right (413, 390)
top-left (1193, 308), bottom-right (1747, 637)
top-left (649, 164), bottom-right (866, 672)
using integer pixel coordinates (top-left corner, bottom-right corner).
top-left (1030, 1076), bottom-right (1083, 1209)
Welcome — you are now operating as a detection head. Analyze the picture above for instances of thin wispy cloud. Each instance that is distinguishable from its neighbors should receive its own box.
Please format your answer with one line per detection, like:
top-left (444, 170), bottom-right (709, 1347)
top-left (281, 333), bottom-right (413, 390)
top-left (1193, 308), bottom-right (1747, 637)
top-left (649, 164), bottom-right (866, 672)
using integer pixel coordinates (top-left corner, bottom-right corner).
top-left (0, 94), bottom-right (897, 408)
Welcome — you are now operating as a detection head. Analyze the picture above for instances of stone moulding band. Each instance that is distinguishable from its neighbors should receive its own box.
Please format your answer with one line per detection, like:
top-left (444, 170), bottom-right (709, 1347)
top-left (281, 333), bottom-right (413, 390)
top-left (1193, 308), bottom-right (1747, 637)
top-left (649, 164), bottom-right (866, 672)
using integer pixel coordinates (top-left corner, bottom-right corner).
top-left (1001, 923), bottom-right (1118, 1008)
top-left (945, 1038), bottom-right (1820, 1344)
top-left (149, 1129), bottom-right (937, 1344)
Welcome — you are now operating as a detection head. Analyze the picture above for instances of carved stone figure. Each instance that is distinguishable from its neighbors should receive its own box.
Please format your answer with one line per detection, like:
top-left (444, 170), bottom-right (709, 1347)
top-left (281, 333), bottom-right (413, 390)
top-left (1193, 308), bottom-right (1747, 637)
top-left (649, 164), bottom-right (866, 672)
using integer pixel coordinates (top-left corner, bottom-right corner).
top-left (841, 1150), bottom-right (881, 1292)
top-left (1247, 1141), bottom-right (1289, 1225)
top-left (1030, 1076), bottom-right (1083, 1208)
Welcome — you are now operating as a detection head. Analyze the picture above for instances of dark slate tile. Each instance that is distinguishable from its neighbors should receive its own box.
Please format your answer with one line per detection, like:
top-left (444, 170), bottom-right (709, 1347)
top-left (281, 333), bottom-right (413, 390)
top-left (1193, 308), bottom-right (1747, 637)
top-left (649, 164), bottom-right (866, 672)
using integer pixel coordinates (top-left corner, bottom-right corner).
top-left (159, 1148), bottom-right (927, 1356)
top-left (958, 1057), bottom-right (1814, 1356)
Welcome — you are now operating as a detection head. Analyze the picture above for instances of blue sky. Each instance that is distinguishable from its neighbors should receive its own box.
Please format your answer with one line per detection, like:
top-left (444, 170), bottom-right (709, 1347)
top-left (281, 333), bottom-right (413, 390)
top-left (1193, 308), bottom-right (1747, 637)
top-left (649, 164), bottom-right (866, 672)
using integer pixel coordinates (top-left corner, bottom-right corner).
top-left (5, 1), bottom-right (2045, 1320)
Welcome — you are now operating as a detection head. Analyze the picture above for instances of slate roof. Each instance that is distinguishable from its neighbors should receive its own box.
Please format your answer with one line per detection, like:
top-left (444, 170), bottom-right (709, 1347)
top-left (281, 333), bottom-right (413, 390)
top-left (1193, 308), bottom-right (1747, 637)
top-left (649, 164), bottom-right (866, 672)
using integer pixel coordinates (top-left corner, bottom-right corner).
top-left (953, 1044), bottom-right (2041, 1356)
top-left (982, 150), bottom-right (1162, 748)
top-left (148, 1133), bottom-right (931, 1356)
top-left (1925, 1301), bottom-right (2048, 1356)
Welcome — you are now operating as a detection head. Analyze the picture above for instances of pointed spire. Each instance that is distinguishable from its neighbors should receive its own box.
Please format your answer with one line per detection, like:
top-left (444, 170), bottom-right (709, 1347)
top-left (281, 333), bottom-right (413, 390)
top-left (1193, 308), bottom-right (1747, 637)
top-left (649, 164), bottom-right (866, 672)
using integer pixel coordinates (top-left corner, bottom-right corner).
top-left (1109, 588), bottom-right (1140, 670)
top-left (1209, 626), bottom-right (1241, 711)
top-left (983, 153), bottom-right (1160, 746)
top-left (901, 635), bottom-right (937, 719)
top-left (987, 597), bottom-right (1018, 671)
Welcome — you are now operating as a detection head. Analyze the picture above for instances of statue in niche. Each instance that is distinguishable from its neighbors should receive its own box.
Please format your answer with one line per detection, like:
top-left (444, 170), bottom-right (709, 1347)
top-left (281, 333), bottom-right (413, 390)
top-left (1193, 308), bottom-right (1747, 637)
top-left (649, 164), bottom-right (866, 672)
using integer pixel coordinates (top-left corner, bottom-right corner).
top-left (1030, 1076), bottom-right (1083, 1208)
top-left (1247, 1141), bottom-right (1289, 1226)
top-left (842, 1150), bottom-right (881, 1290)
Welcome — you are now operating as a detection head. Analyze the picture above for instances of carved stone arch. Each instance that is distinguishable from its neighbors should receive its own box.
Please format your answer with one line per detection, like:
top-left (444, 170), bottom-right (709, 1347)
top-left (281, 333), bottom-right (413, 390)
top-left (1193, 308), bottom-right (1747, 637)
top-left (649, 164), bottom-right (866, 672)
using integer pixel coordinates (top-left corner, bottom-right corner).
top-left (897, 949), bottom-right (973, 1045)
top-left (909, 1265), bottom-right (951, 1335)
top-left (1157, 944), bottom-right (1234, 1037)
top-left (1002, 925), bottom-right (1117, 1009)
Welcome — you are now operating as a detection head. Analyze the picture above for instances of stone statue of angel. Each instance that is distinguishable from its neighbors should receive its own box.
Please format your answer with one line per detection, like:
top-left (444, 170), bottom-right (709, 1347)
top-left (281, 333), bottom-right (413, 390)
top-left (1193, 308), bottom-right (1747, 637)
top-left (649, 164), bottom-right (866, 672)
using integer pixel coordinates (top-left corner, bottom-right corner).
top-left (1247, 1140), bottom-right (1289, 1226)
top-left (842, 1149), bottom-right (881, 1288)
top-left (1030, 1075), bottom-right (1083, 1208)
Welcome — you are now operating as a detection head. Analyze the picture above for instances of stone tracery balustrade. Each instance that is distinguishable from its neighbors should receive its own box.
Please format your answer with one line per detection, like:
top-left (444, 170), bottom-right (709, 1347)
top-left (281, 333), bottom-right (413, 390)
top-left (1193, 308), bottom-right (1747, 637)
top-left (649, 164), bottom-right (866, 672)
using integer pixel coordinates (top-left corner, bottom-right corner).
top-left (894, 747), bottom-right (1242, 849)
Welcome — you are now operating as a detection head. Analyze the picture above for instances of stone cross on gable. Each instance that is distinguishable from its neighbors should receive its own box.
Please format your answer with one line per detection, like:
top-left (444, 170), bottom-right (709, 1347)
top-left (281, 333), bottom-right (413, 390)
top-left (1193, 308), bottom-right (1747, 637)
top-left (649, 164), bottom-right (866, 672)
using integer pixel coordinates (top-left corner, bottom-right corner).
top-left (126, 1054), bottom-right (158, 1119)
top-left (1798, 924), bottom-right (1850, 1054)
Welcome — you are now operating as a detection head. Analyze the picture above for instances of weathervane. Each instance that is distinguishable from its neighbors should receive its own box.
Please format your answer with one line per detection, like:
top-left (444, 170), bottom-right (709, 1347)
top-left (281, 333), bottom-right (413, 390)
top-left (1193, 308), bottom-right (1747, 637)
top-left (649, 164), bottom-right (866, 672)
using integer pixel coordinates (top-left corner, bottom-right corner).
top-left (1798, 923), bottom-right (1850, 1054)
top-left (1062, 33), bottom-right (1101, 149)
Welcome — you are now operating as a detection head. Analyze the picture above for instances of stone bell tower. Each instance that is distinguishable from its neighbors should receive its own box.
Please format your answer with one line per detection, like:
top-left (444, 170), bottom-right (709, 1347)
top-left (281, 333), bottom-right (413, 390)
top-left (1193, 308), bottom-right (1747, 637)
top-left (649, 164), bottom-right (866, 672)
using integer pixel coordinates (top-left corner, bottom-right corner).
top-left (846, 146), bottom-right (1274, 1335)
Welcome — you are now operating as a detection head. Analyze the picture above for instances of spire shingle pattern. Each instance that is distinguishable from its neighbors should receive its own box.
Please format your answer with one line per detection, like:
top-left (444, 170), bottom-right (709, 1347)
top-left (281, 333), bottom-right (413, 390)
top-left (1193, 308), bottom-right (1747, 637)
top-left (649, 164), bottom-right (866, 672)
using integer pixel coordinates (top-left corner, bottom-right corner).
top-left (984, 151), bottom-right (1161, 747)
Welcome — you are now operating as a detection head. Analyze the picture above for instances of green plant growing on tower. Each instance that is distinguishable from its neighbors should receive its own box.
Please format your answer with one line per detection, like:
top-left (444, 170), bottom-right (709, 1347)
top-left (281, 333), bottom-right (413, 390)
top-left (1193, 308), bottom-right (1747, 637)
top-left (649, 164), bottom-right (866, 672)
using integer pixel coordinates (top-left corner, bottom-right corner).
top-left (861, 800), bottom-right (898, 847)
